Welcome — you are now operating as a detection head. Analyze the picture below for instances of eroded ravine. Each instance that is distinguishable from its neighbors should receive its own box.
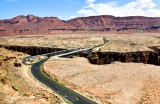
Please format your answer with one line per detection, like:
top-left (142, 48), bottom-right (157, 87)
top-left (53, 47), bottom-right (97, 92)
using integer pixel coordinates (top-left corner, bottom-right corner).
top-left (1, 45), bottom-right (160, 66)
top-left (89, 47), bottom-right (160, 65)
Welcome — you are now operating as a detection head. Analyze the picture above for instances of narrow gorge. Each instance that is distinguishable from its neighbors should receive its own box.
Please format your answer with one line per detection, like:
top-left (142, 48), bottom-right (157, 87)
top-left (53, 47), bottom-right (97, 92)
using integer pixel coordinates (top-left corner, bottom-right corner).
top-left (1, 45), bottom-right (160, 66)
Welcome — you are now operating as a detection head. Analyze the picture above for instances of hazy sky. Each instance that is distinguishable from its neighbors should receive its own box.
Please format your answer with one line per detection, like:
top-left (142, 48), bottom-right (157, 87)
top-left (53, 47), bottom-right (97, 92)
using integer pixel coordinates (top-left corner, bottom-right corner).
top-left (0, 0), bottom-right (160, 20)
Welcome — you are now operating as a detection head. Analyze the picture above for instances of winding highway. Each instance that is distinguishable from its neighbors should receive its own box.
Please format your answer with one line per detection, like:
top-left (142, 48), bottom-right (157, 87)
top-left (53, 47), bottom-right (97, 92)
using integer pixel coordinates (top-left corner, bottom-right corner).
top-left (31, 58), bottom-right (96, 104)
top-left (23, 37), bottom-right (108, 104)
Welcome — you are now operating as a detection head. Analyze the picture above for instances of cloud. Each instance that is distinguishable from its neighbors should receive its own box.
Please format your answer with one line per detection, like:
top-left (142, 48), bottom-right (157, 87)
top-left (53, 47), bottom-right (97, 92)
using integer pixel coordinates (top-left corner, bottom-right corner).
top-left (86, 0), bottom-right (96, 4)
top-left (70, 15), bottom-right (77, 19)
top-left (77, 0), bottom-right (160, 17)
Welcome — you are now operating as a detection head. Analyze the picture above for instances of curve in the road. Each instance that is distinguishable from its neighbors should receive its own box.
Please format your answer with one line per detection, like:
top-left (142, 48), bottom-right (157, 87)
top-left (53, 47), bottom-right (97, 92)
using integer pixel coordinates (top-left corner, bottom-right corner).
top-left (31, 58), bottom-right (96, 104)
top-left (23, 37), bottom-right (108, 104)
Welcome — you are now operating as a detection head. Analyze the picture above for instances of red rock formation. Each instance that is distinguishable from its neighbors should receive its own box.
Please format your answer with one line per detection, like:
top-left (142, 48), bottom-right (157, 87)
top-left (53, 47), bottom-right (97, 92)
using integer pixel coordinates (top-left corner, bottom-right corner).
top-left (0, 15), bottom-right (74, 35)
top-left (0, 15), bottom-right (160, 35)
top-left (68, 15), bottom-right (160, 32)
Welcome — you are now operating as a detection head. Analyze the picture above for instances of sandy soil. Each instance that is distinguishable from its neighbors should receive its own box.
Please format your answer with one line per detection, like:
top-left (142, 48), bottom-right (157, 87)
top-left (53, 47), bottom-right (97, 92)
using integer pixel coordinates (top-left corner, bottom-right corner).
top-left (0, 33), bottom-right (160, 52)
top-left (44, 57), bottom-right (160, 104)
top-left (1, 33), bottom-right (160, 104)
top-left (0, 34), bottom-right (104, 49)
top-left (97, 33), bottom-right (160, 52)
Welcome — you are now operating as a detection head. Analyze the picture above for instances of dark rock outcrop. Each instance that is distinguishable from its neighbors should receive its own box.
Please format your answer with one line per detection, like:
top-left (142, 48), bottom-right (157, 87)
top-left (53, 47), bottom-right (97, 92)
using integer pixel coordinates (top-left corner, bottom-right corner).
top-left (1, 15), bottom-right (160, 35)
top-left (1, 45), bottom-right (160, 66)
top-left (89, 48), bottom-right (160, 66)
top-left (0, 45), bottom-right (64, 56)
top-left (14, 59), bottom-right (22, 67)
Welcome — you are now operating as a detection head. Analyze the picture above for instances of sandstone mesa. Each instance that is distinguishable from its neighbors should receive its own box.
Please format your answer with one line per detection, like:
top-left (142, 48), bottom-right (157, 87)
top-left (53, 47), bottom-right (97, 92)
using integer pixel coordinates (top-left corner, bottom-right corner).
top-left (1, 15), bottom-right (160, 35)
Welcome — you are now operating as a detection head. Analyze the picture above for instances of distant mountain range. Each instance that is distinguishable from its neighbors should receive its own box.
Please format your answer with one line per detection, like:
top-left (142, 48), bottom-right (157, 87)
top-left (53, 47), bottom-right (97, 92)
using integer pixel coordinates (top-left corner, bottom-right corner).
top-left (0, 15), bottom-right (160, 35)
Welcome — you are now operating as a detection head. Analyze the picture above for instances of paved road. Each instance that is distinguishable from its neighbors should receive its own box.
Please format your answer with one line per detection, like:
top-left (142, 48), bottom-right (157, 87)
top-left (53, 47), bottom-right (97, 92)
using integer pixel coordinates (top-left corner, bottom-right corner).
top-left (23, 49), bottom-right (97, 104)
top-left (23, 38), bottom-right (108, 104)
top-left (31, 58), bottom-right (96, 104)
top-left (22, 49), bottom-right (79, 65)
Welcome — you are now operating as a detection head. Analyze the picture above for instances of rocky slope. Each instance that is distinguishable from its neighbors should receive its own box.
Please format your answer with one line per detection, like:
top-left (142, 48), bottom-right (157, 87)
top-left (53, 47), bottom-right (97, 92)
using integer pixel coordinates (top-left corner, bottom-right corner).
top-left (68, 16), bottom-right (160, 32)
top-left (1, 15), bottom-right (160, 35)
top-left (0, 48), bottom-right (63, 104)
top-left (0, 15), bottom-right (74, 35)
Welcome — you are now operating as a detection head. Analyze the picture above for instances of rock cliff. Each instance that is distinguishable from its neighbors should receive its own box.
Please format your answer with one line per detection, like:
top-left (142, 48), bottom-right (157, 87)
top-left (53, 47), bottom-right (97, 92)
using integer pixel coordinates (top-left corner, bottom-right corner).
top-left (1, 15), bottom-right (160, 35)
top-left (68, 16), bottom-right (160, 32)
top-left (88, 50), bottom-right (160, 65)
top-left (2, 45), bottom-right (160, 66)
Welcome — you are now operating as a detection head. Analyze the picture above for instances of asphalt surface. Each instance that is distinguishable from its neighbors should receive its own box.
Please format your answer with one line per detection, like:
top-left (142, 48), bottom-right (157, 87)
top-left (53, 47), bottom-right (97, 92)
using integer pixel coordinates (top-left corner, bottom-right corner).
top-left (22, 49), bottom-right (79, 65)
top-left (23, 38), bottom-right (108, 104)
top-left (31, 58), bottom-right (96, 104)
top-left (23, 49), bottom-right (97, 104)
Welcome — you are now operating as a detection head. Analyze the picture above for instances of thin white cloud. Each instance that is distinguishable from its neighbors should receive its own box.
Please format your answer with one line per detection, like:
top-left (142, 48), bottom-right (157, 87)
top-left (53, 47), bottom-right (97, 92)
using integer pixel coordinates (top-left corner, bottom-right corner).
top-left (78, 0), bottom-right (160, 17)
top-left (70, 15), bottom-right (77, 19)
top-left (86, 0), bottom-right (96, 4)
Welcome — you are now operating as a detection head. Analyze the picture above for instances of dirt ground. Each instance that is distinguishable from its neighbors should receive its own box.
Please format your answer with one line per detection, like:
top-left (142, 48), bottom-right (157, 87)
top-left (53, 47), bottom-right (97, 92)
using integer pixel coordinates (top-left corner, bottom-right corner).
top-left (0, 34), bottom-right (104, 49)
top-left (0, 33), bottom-right (160, 52)
top-left (0, 33), bottom-right (160, 104)
top-left (44, 57), bottom-right (160, 104)
top-left (0, 48), bottom-right (63, 104)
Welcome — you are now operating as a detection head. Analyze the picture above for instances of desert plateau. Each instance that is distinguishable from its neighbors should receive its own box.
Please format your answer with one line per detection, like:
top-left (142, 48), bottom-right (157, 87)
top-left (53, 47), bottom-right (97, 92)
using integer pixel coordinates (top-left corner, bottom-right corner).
top-left (0, 32), bottom-right (160, 104)
top-left (1, 0), bottom-right (160, 103)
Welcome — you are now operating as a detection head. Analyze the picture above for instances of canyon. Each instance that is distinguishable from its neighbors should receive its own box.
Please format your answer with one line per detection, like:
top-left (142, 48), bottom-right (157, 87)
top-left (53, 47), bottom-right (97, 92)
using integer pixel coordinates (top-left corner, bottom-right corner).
top-left (1, 18), bottom-right (160, 103)
top-left (1, 33), bottom-right (160, 66)
top-left (1, 15), bottom-right (160, 35)
top-left (1, 45), bottom-right (160, 66)
top-left (0, 33), bottom-right (160, 104)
